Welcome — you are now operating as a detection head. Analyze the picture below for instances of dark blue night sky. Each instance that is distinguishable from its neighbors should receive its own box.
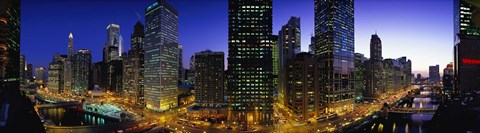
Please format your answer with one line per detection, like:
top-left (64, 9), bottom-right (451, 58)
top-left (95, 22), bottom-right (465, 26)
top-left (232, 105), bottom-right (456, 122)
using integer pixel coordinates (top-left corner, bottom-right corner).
top-left (21, 0), bottom-right (452, 76)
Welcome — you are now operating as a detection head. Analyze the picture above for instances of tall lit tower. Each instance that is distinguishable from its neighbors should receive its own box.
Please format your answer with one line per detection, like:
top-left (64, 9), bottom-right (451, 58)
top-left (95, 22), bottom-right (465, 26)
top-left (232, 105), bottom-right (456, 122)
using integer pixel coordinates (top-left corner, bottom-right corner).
top-left (123, 21), bottom-right (145, 105)
top-left (104, 23), bottom-right (122, 62)
top-left (365, 34), bottom-right (384, 99)
top-left (68, 33), bottom-right (73, 60)
top-left (314, 0), bottom-right (355, 114)
top-left (64, 33), bottom-right (74, 93)
top-left (227, 0), bottom-right (274, 125)
top-left (144, 0), bottom-right (179, 112)
top-left (278, 16), bottom-right (301, 106)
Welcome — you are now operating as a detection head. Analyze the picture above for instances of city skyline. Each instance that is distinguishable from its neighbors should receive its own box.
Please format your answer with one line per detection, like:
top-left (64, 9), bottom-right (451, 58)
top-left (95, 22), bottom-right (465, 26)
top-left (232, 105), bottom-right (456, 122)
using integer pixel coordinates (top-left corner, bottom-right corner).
top-left (21, 0), bottom-right (452, 76)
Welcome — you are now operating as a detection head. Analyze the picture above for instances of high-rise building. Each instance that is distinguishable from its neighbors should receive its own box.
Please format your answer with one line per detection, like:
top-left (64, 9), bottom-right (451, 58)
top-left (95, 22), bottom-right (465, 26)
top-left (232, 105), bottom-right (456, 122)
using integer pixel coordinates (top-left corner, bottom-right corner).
top-left (48, 53), bottom-right (65, 93)
top-left (72, 49), bottom-right (91, 95)
top-left (178, 44), bottom-right (184, 82)
top-left (309, 36), bottom-right (315, 54)
top-left (107, 60), bottom-right (123, 93)
top-left (314, 0), bottom-right (355, 114)
top-left (454, 0), bottom-right (480, 94)
top-left (194, 50), bottom-right (224, 106)
top-left (26, 64), bottom-right (33, 83)
top-left (271, 35), bottom-right (279, 101)
top-left (285, 53), bottom-right (321, 122)
top-left (227, 0), bottom-right (274, 125)
top-left (278, 16), bottom-right (301, 66)
top-left (189, 55), bottom-right (195, 71)
top-left (34, 67), bottom-right (47, 84)
top-left (443, 63), bottom-right (454, 99)
top-left (123, 21), bottom-right (145, 105)
top-left (144, 0), bottom-right (179, 112)
top-left (104, 23), bottom-right (122, 63)
top-left (397, 57), bottom-right (412, 89)
top-left (365, 34), bottom-right (384, 99)
top-left (354, 53), bottom-right (367, 101)
top-left (383, 59), bottom-right (404, 93)
top-left (416, 73), bottom-right (422, 82)
top-left (0, 0), bottom-right (20, 90)
top-left (19, 55), bottom-right (25, 86)
top-left (429, 65), bottom-right (440, 84)
top-left (63, 33), bottom-right (74, 93)
top-left (454, 0), bottom-right (480, 37)
top-left (92, 62), bottom-right (107, 89)
top-left (278, 17), bottom-right (301, 107)
top-left (0, 1), bottom-right (44, 131)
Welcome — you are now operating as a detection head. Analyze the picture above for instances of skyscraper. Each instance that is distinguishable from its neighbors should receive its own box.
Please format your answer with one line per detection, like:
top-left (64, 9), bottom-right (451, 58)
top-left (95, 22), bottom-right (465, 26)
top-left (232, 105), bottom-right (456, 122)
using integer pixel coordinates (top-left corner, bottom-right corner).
top-left (26, 64), bottom-right (33, 83)
top-left (354, 53), bottom-right (367, 101)
top-left (314, 0), bottom-right (355, 114)
top-left (178, 44), bottom-right (184, 83)
top-left (34, 67), bottom-right (47, 85)
top-left (123, 21), bottom-right (145, 105)
top-left (227, 0), bottom-right (274, 125)
top-left (0, 1), bottom-right (44, 131)
top-left (443, 63), bottom-right (454, 99)
top-left (309, 36), bottom-right (315, 54)
top-left (73, 49), bottom-right (91, 95)
top-left (0, 0), bottom-right (20, 90)
top-left (48, 53), bottom-right (65, 93)
top-left (453, 0), bottom-right (480, 94)
top-left (429, 65), bottom-right (440, 84)
top-left (285, 53), bottom-right (321, 122)
top-left (365, 34), bottom-right (384, 99)
top-left (104, 23), bottom-right (122, 63)
top-left (63, 33), bottom-right (74, 93)
top-left (454, 0), bottom-right (480, 37)
top-left (19, 54), bottom-right (26, 86)
top-left (194, 50), bottom-right (224, 106)
top-left (144, 0), bottom-right (179, 112)
top-left (278, 17), bottom-right (301, 106)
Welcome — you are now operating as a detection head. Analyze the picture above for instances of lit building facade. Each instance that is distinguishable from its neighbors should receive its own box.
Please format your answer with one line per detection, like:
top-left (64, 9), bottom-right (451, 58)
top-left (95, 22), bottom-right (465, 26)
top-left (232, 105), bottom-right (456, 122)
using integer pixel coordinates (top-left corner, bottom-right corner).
top-left (314, 0), bottom-right (355, 114)
top-left (48, 54), bottom-right (65, 93)
top-left (383, 59), bottom-right (403, 93)
top-left (103, 23), bottom-right (122, 62)
top-left (63, 33), bottom-right (74, 93)
top-left (20, 55), bottom-right (26, 86)
top-left (278, 17), bottom-right (301, 107)
top-left (123, 21), bottom-right (145, 105)
top-left (365, 34), bottom-right (384, 99)
top-left (285, 53), bottom-right (321, 122)
top-left (35, 67), bottom-right (47, 84)
top-left (72, 49), bottom-right (91, 95)
top-left (429, 65), bottom-right (440, 84)
top-left (443, 63), bottom-right (454, 99)
top-left (144, 0), bottom-right (179, 112)
top-left (227, 0), bottom-right (274, 125)
top-left (354, 53), bottom-right (367, 101)
top-left (194, 50), bottom-right (224, 106)
top-left (454, 0), bottom-right (480, 94)
top-left (0, 0), bottom-right (20, 91)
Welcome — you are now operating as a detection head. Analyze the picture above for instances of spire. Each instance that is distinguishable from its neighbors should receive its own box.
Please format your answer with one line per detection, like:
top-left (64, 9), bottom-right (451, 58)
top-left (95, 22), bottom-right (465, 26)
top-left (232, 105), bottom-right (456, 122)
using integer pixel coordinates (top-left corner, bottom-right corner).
top-left (69, 32), bottom-right (73, 38)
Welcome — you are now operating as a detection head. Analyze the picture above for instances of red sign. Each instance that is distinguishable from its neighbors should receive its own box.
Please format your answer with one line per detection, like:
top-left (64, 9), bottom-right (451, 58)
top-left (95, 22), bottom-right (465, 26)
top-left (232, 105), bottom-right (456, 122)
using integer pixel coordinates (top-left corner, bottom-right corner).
top-left (462, 58), bottom-right (480, 65)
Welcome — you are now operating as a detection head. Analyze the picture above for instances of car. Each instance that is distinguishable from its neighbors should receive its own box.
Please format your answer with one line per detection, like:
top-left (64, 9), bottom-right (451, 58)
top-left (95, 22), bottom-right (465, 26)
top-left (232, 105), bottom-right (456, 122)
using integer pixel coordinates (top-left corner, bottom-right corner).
top-left (316, 116), bottom-right (327, 122)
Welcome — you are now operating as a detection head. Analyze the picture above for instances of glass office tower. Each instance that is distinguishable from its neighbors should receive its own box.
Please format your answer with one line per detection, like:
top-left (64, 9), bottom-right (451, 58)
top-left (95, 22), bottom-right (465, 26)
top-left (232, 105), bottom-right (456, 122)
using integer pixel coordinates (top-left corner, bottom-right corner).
top-left (314, 0), bottom-right (355, 114)
top-left (144, 0), bottom-right (179, 112)
top-left (227, 0), bottom-right (274, 125)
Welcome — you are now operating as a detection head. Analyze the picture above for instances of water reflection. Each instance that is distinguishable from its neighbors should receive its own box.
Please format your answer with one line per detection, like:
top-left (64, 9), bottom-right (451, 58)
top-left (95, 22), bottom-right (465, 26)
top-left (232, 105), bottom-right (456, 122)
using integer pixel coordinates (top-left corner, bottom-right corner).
top-left (39, 107), bottom-right (116, 126)
top-left (361, 90), bottom-right (439, 133)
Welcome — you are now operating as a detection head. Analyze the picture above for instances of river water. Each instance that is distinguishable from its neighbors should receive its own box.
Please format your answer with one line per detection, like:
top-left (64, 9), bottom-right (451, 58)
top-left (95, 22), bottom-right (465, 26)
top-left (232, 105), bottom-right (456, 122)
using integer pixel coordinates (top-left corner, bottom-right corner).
top-left (353, 89), bottom-right (440, 133)
top-left (38, 107), bottom-right (118, 126)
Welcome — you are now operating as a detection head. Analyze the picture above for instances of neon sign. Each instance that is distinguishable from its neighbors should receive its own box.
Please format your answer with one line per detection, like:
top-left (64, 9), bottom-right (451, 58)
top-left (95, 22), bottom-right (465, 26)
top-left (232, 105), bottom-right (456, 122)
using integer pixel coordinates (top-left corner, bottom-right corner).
top-left (462, 58), bottom-right (480, 65)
